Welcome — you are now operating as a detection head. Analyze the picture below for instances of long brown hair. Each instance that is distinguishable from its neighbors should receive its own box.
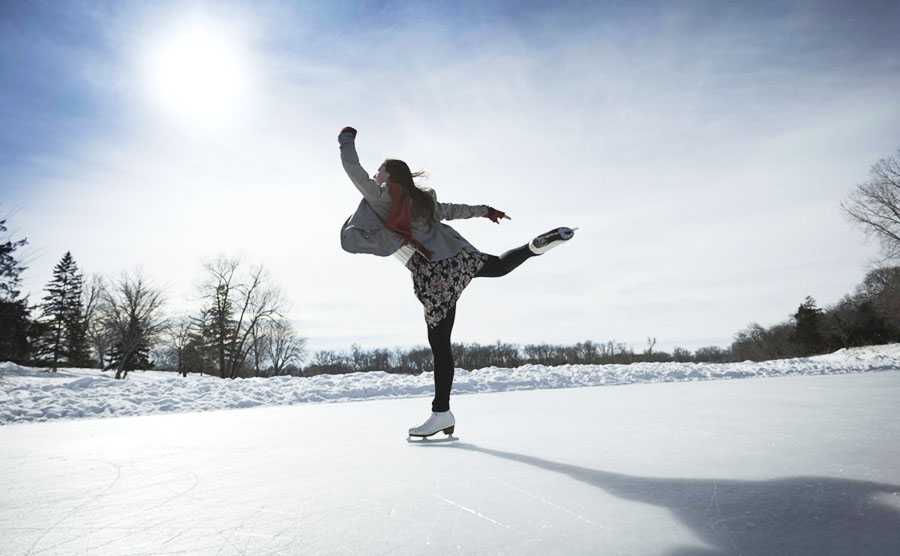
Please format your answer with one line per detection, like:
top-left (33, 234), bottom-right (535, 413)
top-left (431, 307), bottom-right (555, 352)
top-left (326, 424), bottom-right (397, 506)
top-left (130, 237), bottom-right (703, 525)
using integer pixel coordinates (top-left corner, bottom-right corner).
top-left (383, 159), bottom-right (436, 223)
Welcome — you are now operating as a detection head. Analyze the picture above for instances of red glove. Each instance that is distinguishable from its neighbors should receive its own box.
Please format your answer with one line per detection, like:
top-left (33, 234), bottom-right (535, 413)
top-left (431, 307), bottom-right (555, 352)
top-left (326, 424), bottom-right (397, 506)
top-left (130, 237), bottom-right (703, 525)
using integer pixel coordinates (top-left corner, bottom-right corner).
top-left (484, 207), bottom-right (510, 223)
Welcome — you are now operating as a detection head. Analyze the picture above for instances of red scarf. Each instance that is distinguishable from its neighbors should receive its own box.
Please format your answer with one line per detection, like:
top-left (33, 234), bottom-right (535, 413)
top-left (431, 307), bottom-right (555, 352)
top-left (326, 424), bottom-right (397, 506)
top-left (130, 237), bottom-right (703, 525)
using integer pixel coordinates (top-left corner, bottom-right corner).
top-left (385, 182), bottom-right (433, 259)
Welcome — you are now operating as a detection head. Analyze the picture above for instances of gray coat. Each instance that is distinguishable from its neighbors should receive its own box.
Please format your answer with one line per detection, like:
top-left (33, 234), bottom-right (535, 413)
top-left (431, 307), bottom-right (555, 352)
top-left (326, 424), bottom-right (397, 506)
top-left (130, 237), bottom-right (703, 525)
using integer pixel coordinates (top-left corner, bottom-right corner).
top-left (339, 135), bottom-right (488, 261)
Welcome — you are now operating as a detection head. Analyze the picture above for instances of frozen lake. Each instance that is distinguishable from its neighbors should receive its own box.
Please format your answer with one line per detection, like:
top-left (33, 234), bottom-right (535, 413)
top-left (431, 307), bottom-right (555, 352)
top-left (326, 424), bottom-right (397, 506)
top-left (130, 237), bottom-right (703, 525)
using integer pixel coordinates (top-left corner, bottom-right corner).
top-left (2, 371), bottom-right (899, 555)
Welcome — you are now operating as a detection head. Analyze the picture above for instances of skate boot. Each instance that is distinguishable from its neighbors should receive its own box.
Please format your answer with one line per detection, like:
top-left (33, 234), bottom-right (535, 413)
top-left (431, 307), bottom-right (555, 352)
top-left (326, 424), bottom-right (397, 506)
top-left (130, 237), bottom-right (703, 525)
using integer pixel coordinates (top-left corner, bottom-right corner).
top-left (408, 410), bottom-right (455, 439)
top-left (529, 227), bottom-right (578, 255)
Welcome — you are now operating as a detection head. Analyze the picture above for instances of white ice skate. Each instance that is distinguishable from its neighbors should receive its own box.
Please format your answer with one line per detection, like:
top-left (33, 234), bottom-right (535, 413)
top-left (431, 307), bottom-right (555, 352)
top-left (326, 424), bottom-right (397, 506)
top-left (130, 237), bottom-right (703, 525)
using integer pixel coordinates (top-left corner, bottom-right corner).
top-left (529, 227), bottom-right (578, 255)
top-left (407, 410), bottom-right (457, 441)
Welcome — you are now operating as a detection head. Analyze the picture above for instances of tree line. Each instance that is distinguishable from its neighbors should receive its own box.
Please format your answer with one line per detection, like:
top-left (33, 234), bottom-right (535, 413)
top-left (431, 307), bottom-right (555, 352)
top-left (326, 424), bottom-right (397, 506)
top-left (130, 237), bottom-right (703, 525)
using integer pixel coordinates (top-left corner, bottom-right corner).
top-left (303, 339), bottom-right (732, 375)
top-left (301, 264), bottom-right (899, 373)
top-left (731, 269), bottom-right (900, 361)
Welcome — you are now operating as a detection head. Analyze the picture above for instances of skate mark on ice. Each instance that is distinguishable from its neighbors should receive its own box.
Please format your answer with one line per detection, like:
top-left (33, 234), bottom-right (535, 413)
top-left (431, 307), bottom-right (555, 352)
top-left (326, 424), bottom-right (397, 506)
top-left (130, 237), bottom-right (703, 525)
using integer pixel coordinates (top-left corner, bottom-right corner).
top-left (248, 505), bottom-right (308, 556)
top-left (84, 516), bottom-right (185, 553)
top-left (25, 459), bottom-right (123, 556)
top-left (128, 545), bottom-right (228, 556)
top-left (434, 494), bottom-right (510, 529)
top-left (75, 471), bottom-right (202, 553)
top-left (215, 524), bottom-right (247, 556)
top-left (705, 482), bottom-right (739, 553)
top-left (139, 470), bottom-right (201, 513)
top-left (497, 478), bottom-right (596, 526)
top-left (708, 483), bottom-right (720, 516)
top-left (705, 482), bottom-right (723, 524)
top-left (219, 520), bottom-right (254, 556)
top-left (161, 528), bottom-right (186, 546)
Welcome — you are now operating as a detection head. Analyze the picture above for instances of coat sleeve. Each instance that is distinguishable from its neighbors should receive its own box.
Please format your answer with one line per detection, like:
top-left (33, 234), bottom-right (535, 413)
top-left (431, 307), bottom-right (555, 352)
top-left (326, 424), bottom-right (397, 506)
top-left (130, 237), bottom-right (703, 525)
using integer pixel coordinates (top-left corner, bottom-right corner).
top-left (428, 189), bottom-right (489, 221)
top-left (339, 134), bottom-right (386, 204)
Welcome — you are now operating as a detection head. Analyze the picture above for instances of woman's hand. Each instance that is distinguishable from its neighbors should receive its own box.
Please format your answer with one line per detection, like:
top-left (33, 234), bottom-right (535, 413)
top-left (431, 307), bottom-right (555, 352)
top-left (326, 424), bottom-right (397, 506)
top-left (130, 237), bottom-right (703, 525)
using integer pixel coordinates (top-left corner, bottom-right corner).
top-left (484, 206), bottom-right (510, 224)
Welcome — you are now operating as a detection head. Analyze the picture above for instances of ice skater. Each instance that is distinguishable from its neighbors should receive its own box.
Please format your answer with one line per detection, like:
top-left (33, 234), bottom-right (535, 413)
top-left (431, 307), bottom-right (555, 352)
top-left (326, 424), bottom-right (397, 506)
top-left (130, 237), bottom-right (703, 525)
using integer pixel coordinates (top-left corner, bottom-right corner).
top-left (337, 126), bottom-right (576, 440)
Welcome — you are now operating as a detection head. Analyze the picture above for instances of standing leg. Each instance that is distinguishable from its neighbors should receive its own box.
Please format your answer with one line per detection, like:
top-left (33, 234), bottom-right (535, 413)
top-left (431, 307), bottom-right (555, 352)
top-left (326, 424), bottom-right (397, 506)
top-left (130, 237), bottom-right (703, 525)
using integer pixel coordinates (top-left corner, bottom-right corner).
top-left (428, 304), bottom-right (457, 412)
top-left (475, 244), bottom-right (536, 278)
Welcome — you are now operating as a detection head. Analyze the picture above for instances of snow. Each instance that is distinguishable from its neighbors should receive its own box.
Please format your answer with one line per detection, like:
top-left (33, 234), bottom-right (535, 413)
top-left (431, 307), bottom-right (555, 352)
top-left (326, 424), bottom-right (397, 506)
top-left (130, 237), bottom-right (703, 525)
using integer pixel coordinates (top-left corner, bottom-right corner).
top-left (1, 370), bottom-right (899, 555)
top-left (2, 343), bottom-right (900, 426)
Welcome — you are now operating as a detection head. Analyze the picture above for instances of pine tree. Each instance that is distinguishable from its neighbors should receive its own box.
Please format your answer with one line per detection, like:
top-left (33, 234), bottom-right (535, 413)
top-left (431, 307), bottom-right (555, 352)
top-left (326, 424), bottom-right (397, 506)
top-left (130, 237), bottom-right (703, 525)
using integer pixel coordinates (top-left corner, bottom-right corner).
top-left (0, 218), bottom-right (31, 362)
top-left (193, 284), bottom-right (238, 378)
top-left (794, 296), bottom-right (825, 356)
top-left (182, 326), bottom-right (210, 376)
top-left (0, 298), bottom-right (31, 362)
top-left (106, 337), bottom-right (153, 371)
top-left (34, 252), bottom-right (88, 369)
top-left (1, 218), bottom-right (28, 300)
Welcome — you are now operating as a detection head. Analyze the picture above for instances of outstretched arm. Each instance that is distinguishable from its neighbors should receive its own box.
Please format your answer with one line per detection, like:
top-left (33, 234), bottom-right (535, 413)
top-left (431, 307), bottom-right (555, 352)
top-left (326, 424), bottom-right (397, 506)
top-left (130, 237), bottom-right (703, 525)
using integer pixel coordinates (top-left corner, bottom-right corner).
top-left (425, 189), bottom-right (488, 221)
top-left (338, 127), bottom-right (385, 204)
top-left (438, 202), bottom-right (491, 221)
top-left (427, 190), bottom-right (509, 223)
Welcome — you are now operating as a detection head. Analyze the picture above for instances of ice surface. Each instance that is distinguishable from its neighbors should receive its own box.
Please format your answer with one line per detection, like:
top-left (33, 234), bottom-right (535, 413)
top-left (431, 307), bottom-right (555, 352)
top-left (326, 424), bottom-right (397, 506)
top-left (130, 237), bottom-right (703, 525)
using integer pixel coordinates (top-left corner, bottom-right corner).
top-left (2, 343), bottom-right (900, 425)
top-left (2, 371), bottom-right (899, 555)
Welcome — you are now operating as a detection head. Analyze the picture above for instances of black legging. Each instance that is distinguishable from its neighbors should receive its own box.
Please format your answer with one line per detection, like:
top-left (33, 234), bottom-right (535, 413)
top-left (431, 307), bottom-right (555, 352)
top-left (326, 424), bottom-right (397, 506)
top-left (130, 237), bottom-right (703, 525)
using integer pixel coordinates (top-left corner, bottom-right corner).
top-left (429, 244), bottom-right (536, 412)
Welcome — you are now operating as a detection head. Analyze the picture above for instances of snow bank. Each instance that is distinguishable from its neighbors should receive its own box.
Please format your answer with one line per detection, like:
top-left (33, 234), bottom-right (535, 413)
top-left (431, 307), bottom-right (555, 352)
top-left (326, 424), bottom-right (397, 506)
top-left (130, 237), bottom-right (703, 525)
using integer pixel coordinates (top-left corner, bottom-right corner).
top-left (2, 344), bottom-right (899, 425)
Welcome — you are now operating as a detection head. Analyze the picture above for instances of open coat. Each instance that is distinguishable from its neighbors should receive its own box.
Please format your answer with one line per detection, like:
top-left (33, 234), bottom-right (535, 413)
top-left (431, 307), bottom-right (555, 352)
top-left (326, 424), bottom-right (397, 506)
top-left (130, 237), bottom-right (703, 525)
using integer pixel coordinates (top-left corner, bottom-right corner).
top-left (338, 133), bottom-right (488, 261)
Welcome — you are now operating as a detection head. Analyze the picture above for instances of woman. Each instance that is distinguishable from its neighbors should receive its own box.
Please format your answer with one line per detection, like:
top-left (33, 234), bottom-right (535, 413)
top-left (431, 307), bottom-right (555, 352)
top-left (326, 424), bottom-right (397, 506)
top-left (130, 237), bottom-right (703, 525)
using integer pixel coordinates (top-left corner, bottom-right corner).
top-left (338, 126), bottom-right (576, 439)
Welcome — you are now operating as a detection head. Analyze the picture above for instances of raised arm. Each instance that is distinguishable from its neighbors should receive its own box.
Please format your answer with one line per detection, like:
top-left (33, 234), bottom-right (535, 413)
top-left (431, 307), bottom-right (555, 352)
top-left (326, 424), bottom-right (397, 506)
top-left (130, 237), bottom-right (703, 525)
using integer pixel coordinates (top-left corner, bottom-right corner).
top-left (338, 127), bottom-right (386, 204)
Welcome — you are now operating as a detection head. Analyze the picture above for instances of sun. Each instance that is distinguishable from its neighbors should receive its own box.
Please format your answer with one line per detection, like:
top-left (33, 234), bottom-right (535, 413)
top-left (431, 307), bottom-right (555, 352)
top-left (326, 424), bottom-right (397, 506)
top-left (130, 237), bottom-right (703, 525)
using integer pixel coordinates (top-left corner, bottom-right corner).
top-left (143, 20), bottom-right (252, 129)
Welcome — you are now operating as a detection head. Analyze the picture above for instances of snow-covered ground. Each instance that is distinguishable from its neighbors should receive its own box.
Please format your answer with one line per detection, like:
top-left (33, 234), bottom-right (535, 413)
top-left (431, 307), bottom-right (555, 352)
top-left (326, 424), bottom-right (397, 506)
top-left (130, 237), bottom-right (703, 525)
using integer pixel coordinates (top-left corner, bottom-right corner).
top-left (2, 369), bottom-right (899, 555)
top-left (2, 343), bottom-right (900, 425)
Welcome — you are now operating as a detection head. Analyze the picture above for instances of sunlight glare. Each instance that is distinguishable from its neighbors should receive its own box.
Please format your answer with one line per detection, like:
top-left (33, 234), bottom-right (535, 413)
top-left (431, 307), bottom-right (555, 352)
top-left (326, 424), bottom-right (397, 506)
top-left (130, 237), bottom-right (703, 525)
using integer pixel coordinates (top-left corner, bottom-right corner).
top-left (143, 20), bottom-right (253, 129)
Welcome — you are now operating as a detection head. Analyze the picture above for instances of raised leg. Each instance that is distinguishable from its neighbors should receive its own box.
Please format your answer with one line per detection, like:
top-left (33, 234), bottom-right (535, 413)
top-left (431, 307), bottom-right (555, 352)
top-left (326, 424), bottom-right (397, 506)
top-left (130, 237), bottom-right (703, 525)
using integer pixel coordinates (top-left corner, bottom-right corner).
top-left (475, 244), bottom-right (536, 278)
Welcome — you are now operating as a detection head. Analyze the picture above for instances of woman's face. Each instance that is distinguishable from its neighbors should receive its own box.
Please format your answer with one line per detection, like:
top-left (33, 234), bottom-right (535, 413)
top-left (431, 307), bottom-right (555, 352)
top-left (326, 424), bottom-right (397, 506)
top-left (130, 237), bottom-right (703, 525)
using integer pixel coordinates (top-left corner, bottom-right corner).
top-left (373, 163), bottom-right (390, 187)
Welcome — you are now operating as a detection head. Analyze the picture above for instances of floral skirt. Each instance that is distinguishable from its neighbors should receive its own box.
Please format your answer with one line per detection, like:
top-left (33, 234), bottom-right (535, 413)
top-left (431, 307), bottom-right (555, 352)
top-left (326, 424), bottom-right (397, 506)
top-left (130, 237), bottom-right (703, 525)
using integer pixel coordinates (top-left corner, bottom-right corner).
top-left (407, 248), bottom-right (491, 329)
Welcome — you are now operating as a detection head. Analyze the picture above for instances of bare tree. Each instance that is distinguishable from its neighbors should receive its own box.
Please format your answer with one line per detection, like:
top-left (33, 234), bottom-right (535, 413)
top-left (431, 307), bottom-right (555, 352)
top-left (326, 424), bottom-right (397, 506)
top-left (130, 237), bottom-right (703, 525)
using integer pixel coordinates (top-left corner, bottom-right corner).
top-left (164, 316), bottom-right (194, 377)
top-left (644, 337), bottom-right (657, 356)
top-left (83, 274), bottom-right (112, 368)
top-left (265, 319), bottom-right (307, 376)
top-left (843, 149), bottom-right (900, 260)
top-left (198, 257), bottom-right (286, 378)
top-left (248, 320), bottom-right (265, 376)
top-left (102, 271), bottom-right (167, 379)
top-left (226, 265), bottom-right (284, 377)
top-left (856, 266), bottom-right (900, 331)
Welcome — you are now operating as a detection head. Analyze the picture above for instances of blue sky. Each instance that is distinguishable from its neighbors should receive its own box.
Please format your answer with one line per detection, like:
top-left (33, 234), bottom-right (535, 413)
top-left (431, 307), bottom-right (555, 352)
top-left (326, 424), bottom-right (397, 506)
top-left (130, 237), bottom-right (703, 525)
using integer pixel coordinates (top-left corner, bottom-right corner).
top-left (2, 0), bottom-right (899, 357)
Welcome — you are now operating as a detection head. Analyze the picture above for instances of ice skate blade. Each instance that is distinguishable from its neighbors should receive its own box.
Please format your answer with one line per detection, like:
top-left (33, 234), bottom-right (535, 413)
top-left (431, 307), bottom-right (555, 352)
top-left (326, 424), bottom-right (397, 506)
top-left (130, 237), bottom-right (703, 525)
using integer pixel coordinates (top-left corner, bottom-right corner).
top-left (407, 426), bottom-right (457, 442)
top-left (407, 434), bottom-right (459, 443)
